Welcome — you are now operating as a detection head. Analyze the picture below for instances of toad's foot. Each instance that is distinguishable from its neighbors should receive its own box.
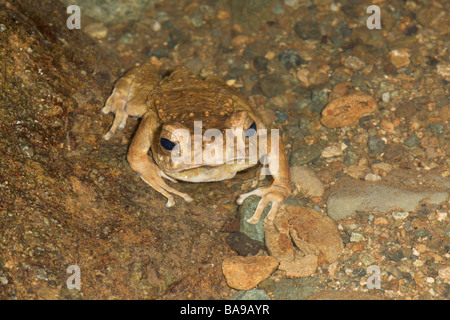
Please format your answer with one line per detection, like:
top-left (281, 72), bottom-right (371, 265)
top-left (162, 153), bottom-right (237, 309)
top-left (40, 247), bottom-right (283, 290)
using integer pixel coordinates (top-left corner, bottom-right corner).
top-left (237, 184), bottom-right (290, 225)
top-left (142, 166), bottom-right (194, 208)
top-left (101, 90), bottom-right (129, 140)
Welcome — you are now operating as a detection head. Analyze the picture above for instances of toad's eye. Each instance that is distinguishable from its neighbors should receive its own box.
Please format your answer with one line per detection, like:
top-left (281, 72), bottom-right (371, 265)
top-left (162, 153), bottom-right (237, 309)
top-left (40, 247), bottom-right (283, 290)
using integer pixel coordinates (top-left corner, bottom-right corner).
top-left (160, 138), bottom-right (176, 151)
top-left (244, 122), bottom-right (257, 138)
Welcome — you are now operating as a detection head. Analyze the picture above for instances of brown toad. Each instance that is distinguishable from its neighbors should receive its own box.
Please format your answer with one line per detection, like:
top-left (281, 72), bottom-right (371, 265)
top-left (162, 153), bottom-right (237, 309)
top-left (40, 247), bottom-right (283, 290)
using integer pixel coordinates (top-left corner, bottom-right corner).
top-left (102, 61), bottom-right (291, 224)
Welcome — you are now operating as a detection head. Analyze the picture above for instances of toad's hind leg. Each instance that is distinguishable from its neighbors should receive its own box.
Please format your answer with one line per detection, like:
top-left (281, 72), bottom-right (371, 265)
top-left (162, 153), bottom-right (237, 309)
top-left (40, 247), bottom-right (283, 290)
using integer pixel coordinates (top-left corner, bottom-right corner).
top-left (102, 62), bottom-right (161, 140)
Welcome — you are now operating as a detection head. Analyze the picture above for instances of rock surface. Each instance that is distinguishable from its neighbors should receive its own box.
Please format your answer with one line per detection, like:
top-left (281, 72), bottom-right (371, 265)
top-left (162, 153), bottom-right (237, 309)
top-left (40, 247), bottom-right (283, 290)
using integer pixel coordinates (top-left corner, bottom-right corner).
top-left (327, 173), bottom-right (449, 220)
top-left (290, 166), bottom-right (325, 198)
top-left (222, 256), bottom-right (279, 290)
top-left (231, 289), bottom-right (271, 300)
top-left (265, 206), bottom-right (342, 277)
top-left (238, 196), bottom-right (271, 243)
top-left (287, 207), bottom-right (343, 265)
top-left (320, 93), bottom-right (378, 128)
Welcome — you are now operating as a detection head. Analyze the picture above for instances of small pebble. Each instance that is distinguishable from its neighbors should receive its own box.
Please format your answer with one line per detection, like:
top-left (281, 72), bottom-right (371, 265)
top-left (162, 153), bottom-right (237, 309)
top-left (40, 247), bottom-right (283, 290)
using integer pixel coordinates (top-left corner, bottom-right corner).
top-left (321, 145), bottom-right (343, 158)
top-left (365, 173), bottom-right (381, 181)
top-left (392, 212), bottom-right (409, 220)
top-left (150, 19), bottom-right (161, 32)
top-left (413, 259), bottom-right (424, 267)
top-left (350, 232), bottom-right (363, 242)
top-left (284, 0), bottom-right (299, 8)
top-left (84, 23), bottom-right (108, 39)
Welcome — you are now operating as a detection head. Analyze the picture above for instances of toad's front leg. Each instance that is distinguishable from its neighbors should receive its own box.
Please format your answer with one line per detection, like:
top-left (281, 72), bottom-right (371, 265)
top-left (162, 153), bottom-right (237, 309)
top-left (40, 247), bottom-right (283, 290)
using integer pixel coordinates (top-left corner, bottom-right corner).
top-left (237, 134), bottom-right (291, 224)
top-left (127, 111), bottom-right (193, 207)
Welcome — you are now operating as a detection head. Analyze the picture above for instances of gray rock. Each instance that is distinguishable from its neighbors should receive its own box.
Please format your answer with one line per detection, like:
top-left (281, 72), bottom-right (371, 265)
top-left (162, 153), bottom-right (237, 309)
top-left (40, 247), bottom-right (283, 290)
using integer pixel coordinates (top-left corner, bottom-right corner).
top-left (238, 196), bottom-right (271, 243)
top-left (231, 289), bottom-right (271, 300)
top-left (294, 20), bottom-right (321, 40)
top-left (290, 166), bottom-right (325, 198)
top-left (184, 58), bottom-right (203, 75)
top-left (385, 265), bottom-right (403, 278)
top-left (289, 144), bottom-right (322, 166)
top-left (326, 177), bottom-right (449, 220)
top-left (253, 56), bottom-right (269, 72)
top-left (403, 135), bottom-right (420, 147)
top-left (258, 278), bottom-right (321, 300)
top-left (278, 49), bottom-right (303, 70)
top-left (368, 136), bottom-right (385, 155)
top-left (258, 74), bottom-right (286, 98)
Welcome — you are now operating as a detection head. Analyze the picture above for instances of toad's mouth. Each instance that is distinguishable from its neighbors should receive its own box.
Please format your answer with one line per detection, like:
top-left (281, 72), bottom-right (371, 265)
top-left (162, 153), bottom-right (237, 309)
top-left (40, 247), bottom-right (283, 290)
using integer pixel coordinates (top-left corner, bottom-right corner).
top-left (164, 154), bottom-right (258, 171)
top-left (162, 161), bottom-right (258, 183)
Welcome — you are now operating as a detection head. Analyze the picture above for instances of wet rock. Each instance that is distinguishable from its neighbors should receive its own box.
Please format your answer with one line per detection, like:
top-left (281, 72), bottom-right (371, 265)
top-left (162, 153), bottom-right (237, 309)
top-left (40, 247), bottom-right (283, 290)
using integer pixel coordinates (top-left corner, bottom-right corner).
top-left (382, 143), bottom-right (405, 163)
top-left (290, 166), bottom-right (325, 198)
top-left (438, 266), bottom-right (450, 284)
top-left (388, 49), bottom-right (411, 68)
top-left (320, 93), bottom-right (378, 128)
top-left (290, 144), bottom-right (322, 166)
top-left (294, 20), bottom-right (321, 40)
top-left (311, 88), bottom-right (330, 113)
top-left (350, 232), bottom-right (363, 242)
top-left (327, 176), bottom-right (449, 220)
top-left (253, 56), bottom-right (269, 72)
top-left (287, 207), bottom-right (343, 265)
top-left (429, 123), bottom-right (444, 135)
top-left (284, 0), bottom-right (299, 8)
top-left (439, 105), bottom-right (450, 122)
top-left (189, 12), bottom-right (205, 28)
top-left (84, 23), bottom-right (108, 39)
top-left (238, 196), bottom-right (271, 243)
top-left (360, 252), bottom-right (376, 266)
top-left (365, 173), bottom-right (381, 181)
top-left (264, 206), bottom-right (342, 277)
top-left (343, 55), bottom-right (366, 71)
top-left (222, 256), bottom-right (279, 290)
top-left (416, 6), bottom-right (447, 27)
top-left (231, 289), bottom-right (271, 300)
top-left (242, 41), bottom-right (268, 60)
top-left (229, 0), bottom-right (278, 33)
top-left (264, 208), bottom-right (318, 278)
top-left (436, 63), bottom-right (450, 81)
top-left (258, 74), bottom-right (286, 98)
top-left (231, 34), bottom-right (253, 47)
top-left (277, 253), bottom-right (318, 278)
top-left (184, 58), bottom-right (203, 75)
top-left (396, 101), bottom-right (418, 118)
top-left (321, 144), bottom-right (344, 158)
top-left (403, 135), bottom-right (420, 148)
top-left (278, 49), bottom-right (303, 70)
top-left (258, 278), bottom-right (321, 300)
top-left (226, 232), bottom-right (265, 256)
top-left (60, 0), bottom-right (159, 23)
top-left (368, 136), bottom-right (385, 155)
top-left (392, 211), bottom-right (409, 220)
top-left (296, 65), bottom-right (330, 88)
top-left (257, 109), bottom-right (277, 126)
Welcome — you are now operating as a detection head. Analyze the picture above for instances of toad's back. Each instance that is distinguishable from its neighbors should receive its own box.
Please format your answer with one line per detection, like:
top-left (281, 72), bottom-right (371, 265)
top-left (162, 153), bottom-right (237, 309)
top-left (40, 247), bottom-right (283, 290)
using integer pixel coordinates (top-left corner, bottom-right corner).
top-left (151, 67), bottom-right (242, 130)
